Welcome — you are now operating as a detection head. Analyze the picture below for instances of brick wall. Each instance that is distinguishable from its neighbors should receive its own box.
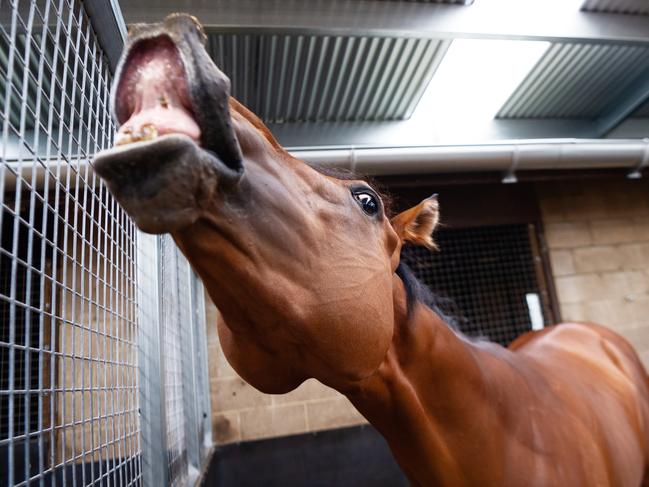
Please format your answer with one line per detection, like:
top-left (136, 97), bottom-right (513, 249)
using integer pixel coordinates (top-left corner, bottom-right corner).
top-left (205, 300), bottom-right (366, 444)
top-left (537, 178), bottom-right (649, 365)
top-left (205, 177), bottom-right (649, 445)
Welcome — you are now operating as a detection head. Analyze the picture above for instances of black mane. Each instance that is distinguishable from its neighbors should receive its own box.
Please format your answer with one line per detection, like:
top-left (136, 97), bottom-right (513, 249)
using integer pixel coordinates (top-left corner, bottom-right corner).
top-left (396, 261), bottom-right (463, 331)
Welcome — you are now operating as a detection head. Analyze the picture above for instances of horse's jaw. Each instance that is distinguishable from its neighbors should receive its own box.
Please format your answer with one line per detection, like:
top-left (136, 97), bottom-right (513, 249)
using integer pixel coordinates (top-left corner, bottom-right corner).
top-left (93, 13), bottom-right (243, 234)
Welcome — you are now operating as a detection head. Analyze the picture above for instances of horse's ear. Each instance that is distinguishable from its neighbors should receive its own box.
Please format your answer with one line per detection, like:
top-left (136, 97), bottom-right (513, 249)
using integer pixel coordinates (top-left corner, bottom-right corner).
top-left (391, 195), bottom-right (439, 250)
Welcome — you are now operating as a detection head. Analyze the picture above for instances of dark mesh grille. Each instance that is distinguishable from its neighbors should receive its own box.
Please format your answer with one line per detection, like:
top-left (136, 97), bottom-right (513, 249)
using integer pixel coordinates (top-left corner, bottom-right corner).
top-left (0, 205), bottom-right (49, 440)
top-left (402, 224), bottom-right (552, 346)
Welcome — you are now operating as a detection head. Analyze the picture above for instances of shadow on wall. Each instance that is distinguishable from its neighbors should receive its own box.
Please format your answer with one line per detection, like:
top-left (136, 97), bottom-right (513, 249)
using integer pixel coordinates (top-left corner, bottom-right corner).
top-left (200, 425), bottom-right (408, 487)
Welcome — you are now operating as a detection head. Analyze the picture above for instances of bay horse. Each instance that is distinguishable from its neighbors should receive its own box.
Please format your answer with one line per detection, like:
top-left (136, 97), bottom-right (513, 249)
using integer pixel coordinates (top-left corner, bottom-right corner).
top-left (94, 14), bottom-right (649, 486)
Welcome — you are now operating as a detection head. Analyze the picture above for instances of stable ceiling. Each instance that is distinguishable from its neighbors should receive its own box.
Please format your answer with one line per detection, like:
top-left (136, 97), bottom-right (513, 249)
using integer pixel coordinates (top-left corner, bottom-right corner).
top-left (119, 0), bottom-right (649, 148)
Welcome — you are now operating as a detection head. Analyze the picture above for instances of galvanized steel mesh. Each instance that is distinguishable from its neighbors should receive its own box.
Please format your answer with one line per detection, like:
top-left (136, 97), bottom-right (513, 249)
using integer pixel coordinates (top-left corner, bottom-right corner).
top-left (159, 237), bottom-right (189, 486)
top-left (1, 1), bottom-right (140, 485)
top-left (402, 224), bottom-right (554, 346)
top-left (158, 236), bottom-right (212, 486)
top-left (1, 1), bottom-right (212, 486)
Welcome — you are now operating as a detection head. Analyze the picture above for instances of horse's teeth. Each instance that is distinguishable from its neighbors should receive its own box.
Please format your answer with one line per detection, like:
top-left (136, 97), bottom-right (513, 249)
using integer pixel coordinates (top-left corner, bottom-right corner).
top-left (115, 133), bottom-right (134, 146)
top-left (140, 124), bottom-right (158, 140)
top-left (114, 125), bottom-right (158, 146)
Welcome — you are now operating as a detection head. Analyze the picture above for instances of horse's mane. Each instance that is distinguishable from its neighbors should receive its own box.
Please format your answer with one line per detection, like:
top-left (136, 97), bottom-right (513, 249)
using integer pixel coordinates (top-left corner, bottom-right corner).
top-left (396, 261), bottom-right (463, 331)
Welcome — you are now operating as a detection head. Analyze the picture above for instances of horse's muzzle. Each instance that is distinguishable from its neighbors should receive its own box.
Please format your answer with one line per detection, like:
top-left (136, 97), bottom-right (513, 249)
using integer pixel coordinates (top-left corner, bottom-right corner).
top-left (92, 13), bottom-right (244, 233)
top-left (94, 134), bottom-right (240, 234)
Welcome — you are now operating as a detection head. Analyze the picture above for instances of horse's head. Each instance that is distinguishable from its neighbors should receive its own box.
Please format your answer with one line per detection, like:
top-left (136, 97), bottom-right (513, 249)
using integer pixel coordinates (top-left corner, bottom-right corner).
top-left (94, 14), bottom-right (440, 391)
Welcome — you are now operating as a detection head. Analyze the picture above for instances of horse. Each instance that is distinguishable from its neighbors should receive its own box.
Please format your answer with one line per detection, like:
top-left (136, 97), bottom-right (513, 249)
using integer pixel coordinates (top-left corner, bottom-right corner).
top-left (94, 14), bottom-right (649, 486)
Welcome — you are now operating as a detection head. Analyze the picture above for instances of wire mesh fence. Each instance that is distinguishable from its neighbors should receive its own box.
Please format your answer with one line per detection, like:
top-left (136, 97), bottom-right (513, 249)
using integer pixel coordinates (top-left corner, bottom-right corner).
top-left (1, 1), bottom-right (212, 486)
top-left (402, 223), bottom-right (555, 345)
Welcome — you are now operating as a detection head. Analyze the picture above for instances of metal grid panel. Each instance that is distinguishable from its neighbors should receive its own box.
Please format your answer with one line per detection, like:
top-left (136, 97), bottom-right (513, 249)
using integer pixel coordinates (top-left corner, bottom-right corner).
top-left (582, 0), bottom-right (649, 15)
top-left (157, 235), bottom-right (211, 486)
top-left (135, 232), bottom-right (167, 487)
top-left (158, 236), bottom-right (189, 487)
top-left (208, 32), bottom-right (450, 123)
top-left (186, 270), bottom-right (211, 468)
top-left (1, 2), bottom-right (213, 486)
top-left (137, 236), bottom-right (211, 487)
top-left (402, 224), bottom-right (552, 345)
top-left (497, 42), bottom-right (649, 119)
top-left (1, 1), bottom-right (141, 485)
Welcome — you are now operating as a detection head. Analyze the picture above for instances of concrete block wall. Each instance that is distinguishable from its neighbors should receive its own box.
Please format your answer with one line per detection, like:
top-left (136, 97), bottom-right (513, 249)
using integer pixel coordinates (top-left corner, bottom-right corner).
top-left (205, 300), bottom-right (366, 445)
top-left (537, 179), bottom-right (649, 365)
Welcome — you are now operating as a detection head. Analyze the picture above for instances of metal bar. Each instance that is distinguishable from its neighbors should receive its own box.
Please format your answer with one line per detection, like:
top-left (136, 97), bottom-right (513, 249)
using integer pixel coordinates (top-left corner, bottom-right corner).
top-left (527, 223), bottom-right (557, 326)
top-left (122, 0), bottom-right (649, 46)
top-left (595, 70), bottom-right (649, 136)
top-left (289, 138), bottom-right (649, 175)
top-left (82, 0), bottom-right (127, 72)
top-left (264, 117), bottom-right (601, 148)
top-left (181, 262), bottom-right (200, 482)
top-left (190, 272), bottom-right (212, 464)
top-left (136, 232), bottom-right (167, 487)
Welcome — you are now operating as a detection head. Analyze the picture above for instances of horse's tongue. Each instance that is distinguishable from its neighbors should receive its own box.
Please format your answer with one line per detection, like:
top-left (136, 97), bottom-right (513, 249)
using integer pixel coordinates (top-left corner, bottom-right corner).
top-left (115, 39), bottom-right (201, 145)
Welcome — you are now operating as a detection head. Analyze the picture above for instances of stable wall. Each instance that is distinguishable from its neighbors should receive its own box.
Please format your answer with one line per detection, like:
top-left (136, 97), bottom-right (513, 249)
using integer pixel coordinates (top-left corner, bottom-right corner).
top-left (536, 178), bottom-right (649, 365)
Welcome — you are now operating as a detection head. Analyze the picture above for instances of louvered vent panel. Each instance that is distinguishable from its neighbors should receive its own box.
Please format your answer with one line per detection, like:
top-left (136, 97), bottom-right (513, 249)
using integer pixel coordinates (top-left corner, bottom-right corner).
top-left (208, 33), bottom-right (450, 123)
top-left (497, 43), bottom-right (649, 119)
top-left (581, 0), bottom-right (649, 15)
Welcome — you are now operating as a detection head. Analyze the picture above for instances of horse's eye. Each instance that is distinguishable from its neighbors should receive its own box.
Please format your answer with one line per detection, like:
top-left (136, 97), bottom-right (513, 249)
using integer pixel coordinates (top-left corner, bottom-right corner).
top-left (353, 190), bottom-right (379, 216)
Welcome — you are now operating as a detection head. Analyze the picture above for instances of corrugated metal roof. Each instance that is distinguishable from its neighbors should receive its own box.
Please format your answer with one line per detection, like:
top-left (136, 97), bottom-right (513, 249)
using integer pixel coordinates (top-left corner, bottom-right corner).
top-left (581, 0), bottom-right (649, 15)
top-left (497, 42), bottom-right (649, 119)
top-left (208, 33), bottom-right (450, 123)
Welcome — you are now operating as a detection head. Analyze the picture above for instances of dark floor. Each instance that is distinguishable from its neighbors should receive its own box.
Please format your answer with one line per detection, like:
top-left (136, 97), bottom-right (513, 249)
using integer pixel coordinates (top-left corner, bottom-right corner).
top-left (200, 424), bottom-right (408, 487)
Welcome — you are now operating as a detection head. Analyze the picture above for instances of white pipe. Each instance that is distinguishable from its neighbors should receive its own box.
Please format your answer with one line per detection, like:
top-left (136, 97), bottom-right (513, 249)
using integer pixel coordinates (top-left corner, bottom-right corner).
top-left (289, 138), bottom-right (649, 178)
top-left (4, 139), bottom-right (648, 191)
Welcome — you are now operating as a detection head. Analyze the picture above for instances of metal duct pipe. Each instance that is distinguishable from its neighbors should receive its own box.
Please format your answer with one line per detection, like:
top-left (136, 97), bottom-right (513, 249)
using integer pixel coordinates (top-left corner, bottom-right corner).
top-left (290, 138), bottom-right (649, 180)
top-left (4, 139), bottom-right (648, 192)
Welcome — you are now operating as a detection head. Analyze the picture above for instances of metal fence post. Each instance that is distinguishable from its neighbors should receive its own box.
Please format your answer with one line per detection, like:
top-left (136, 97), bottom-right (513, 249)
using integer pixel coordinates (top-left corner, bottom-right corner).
top-left (190, 272), bottom-right (213, 464)
top-left (178, 253), bottom-right (200, 483)
top-left (136, 231), bottom-right (168, 487)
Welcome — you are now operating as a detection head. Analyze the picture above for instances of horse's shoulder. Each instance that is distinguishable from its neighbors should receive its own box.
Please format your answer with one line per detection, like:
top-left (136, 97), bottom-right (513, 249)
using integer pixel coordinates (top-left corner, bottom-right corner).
top-left (511, 322), bottom-right (647, 388)
top-left (510, 322), bottom-right (620, 351)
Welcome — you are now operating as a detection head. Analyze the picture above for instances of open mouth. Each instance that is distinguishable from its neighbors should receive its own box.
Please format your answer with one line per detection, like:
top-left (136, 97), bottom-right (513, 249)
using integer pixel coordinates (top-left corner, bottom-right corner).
top-left (93, 14), bottom-right (244, 234)
top-left (113, 35), bottom-right (200, 147)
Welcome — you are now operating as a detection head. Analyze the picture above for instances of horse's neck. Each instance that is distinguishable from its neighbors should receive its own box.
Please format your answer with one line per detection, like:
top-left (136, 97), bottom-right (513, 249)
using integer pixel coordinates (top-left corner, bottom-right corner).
top-left (345, 303), bottom-right (519, 485)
